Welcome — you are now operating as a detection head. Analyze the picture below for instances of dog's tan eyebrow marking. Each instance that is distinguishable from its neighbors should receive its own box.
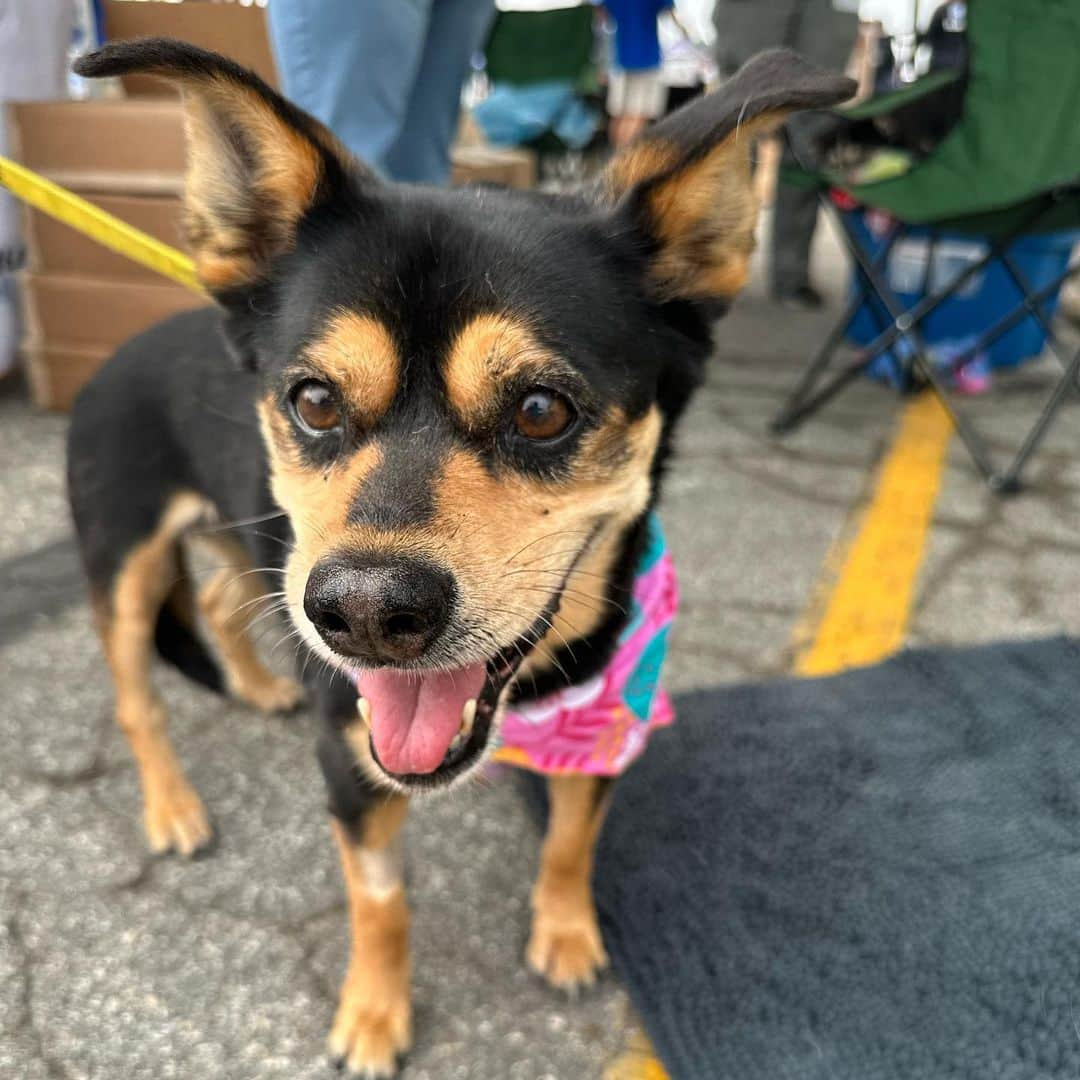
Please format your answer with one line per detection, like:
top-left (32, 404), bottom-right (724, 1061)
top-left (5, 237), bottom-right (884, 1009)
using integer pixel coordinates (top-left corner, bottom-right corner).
top-left (443, 314), bottom-right (563, 427)
top-left (304, 310), bottom-right (400, 421)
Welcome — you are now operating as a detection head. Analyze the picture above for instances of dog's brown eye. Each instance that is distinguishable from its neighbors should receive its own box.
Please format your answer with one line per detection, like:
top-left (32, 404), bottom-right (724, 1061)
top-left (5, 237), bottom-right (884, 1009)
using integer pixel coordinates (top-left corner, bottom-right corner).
top-left (292, 380), bottom-right (341, 433)
top-left (514, 389), bottom-right (574, 441)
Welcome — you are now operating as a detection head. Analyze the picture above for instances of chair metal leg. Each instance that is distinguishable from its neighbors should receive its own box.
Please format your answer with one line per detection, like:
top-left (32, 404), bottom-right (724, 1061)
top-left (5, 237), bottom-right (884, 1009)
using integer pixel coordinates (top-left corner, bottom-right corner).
top-left (770, 184), bottom-right (1079, 491)
top-left (937, 254), bottom-right (1080, 490)
top-left (770, 214), bottom-right (900, 433)
top-left (771, 350), bottom-right (876, 433)
top-left (995, 251), bottom-right (1080, 380)
top-left (770, 290), bottom-right (870, 433)
top-left (993, 345), bottom-right (1080, 492)
top-left (933, 260), bottom-right (1080, 380)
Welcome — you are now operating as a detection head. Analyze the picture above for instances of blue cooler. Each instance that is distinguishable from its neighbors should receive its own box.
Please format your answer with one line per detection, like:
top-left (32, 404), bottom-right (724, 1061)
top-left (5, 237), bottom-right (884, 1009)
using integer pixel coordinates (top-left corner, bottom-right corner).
top-left (845, 211), bottom-right (1079, 369)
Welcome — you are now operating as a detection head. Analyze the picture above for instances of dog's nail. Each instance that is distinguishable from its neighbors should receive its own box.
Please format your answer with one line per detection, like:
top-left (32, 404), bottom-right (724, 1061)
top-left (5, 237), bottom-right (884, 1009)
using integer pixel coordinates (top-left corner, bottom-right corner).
top-left (356, 697), bottom-right (371, 727)
top-left (460, 698), bottom-right (476, 738)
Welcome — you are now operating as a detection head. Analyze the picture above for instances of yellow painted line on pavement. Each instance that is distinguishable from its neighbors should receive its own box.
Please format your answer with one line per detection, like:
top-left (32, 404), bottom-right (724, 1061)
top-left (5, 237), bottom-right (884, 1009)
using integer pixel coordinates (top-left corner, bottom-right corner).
top-left (603, 1029), bottom-right (671, 1080)
top-left (606, 394), bottom-right (952, 1080)
top-left (793, 393), bottom-right (953, 676)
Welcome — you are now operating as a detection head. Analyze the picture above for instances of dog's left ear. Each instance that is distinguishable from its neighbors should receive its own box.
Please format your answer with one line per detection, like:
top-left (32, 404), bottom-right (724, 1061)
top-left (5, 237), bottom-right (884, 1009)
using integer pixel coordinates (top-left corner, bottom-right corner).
top-left (596, 49), bottom-right (855, 303)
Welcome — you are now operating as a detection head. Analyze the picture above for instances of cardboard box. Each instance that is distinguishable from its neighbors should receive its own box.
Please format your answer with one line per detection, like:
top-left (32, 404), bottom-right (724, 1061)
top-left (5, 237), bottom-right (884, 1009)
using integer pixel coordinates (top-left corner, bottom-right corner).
top-left (103, 0), bottom-right (278, 95)
top-left (8, 99), bottom-right (185, 194)
top-left (450, 145), bottom-right (536, 190)
top-left (22, 344), bottom-right (112, 411)
top-left (21, 272), bottom-right (204, 352)
top-left (25, 193), bottom-right (186, 280)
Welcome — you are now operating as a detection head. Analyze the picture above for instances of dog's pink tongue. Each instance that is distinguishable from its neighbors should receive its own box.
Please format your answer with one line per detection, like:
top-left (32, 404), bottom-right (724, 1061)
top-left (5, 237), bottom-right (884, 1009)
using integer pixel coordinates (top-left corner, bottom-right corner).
top-left (356, 663), bottom-right (487, 775)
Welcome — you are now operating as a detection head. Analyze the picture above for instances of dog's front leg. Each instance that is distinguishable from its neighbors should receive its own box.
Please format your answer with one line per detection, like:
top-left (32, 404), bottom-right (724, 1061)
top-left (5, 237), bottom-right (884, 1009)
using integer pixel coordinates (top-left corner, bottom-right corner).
top-left (328, 798), bottom-right (411, 1077)
top-left (317, 716), bottom-right (412, 1077)
top-left (527, 774), bottom-right (612, 991)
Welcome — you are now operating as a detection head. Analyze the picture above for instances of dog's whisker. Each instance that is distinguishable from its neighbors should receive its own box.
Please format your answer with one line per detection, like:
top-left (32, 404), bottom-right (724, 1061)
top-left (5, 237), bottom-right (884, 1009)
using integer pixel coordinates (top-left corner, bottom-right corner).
top-left (242, 601), bottom-right (293, 638)
top-left (193, 508), bottom-right (288, 534)
top-left (299, 646), bottom-right (316, 685)
top-left (485, 604), bottom-right (583, 665)
top-left (238, 529), bottom-right (293, 550)
top-left (532, 614), bottom-right (578, 665)
top-left (504, 564), bottom-right (628, 587)
top-left (226, 589), bottom-right (288, 626)
top-left (213, 566), bottom-right (284, 588)
top-left (267, 626), bottom-right (308, 663)
top-left (483, 605), bottom-right (575, 685)
top-left (510, 542), bottom-right (594, 570)
top-left (510, 583), bottom-right (625, 618)
top-left (528, 579), bottom-right (628, 612)
top-left (504, 529), bottom-right (594, 568)
top-left (177, 561), bottom-right (283, 580)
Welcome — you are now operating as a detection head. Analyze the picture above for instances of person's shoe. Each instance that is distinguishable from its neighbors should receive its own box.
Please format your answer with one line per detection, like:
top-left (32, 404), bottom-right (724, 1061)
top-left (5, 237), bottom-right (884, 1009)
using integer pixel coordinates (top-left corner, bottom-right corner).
top-left (774, 284), bottom-right (824, 312)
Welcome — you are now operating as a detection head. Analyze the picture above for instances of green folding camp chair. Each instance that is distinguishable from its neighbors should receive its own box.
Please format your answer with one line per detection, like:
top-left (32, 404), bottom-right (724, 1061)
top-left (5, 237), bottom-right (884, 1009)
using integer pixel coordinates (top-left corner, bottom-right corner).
top-left (771, 0), bottom-right (1080, 492)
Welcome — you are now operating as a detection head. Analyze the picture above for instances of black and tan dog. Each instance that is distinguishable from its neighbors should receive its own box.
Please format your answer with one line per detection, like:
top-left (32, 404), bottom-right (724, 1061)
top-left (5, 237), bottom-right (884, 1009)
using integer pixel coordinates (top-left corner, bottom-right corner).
top-left (67, 39), bottom-right (852, 1077)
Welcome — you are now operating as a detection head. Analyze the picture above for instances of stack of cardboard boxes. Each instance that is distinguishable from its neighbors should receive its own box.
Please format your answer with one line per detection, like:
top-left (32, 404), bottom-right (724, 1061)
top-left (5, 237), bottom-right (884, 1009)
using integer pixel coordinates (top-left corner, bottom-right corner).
top-left (10, 0), bottom-right (278, 410)
top-left (9, 0), bottom-right (536, 410)
top-left (12, 95), bottom-right (196, 409)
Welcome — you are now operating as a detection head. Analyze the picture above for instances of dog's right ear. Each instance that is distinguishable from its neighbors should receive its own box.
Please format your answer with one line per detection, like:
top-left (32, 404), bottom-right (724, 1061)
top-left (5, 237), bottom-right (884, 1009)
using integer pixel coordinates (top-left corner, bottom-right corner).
top-left (75, 38), bottom-right (371, 294)
top-left (594, 49), bottom-right (855, 305)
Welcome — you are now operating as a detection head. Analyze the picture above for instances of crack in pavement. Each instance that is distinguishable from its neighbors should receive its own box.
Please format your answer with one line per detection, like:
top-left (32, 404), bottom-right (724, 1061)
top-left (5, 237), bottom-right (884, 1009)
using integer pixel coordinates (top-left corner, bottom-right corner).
top-left (5, 892), bottom-right (75, 1080)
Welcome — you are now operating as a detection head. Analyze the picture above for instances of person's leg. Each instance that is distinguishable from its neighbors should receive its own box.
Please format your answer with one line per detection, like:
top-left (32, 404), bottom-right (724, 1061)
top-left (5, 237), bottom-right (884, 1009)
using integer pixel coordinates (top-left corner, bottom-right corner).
top-left (712, 0), bottom-right (798, 78)
top-left (266, 0), bottom-right (430, 174)
top-left (383, 0), bottom-right (496, 184)
top-left (794, 0), bottom-right (859, 73)
top-left (771, 112), bottom-right (833, 300)
top-left (607, 70), bottom-right (667, 149)
top-left (771, 0), bottom-right (857, 300)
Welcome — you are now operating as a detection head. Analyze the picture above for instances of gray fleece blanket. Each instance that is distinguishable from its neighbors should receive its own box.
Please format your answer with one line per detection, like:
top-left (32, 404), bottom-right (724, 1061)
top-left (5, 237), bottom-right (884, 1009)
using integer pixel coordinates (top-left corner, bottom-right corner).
top-left (595, 637), bottom-right (1080, 1080)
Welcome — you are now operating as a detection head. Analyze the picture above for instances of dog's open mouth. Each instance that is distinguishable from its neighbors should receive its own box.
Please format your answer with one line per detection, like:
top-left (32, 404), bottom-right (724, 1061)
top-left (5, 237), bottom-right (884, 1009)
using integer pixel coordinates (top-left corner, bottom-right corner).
top-left (346, 522), bottom-right (602, 789)
top-left (353, 642), bottom-right (524, 789)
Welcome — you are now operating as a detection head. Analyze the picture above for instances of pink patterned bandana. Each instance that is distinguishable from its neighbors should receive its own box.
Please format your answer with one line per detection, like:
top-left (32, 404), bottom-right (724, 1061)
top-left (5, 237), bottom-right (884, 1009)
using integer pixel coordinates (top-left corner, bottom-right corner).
top-left (492, 514), bottom-right (678, 776)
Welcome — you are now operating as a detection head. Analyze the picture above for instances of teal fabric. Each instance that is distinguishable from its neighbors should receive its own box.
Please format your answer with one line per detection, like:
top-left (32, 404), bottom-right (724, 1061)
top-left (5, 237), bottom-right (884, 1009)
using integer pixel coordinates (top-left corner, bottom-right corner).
top-left (621, 515), bottom-right (671, 720)
top-left (637, 513), bottom-right (666, 575)
top-left (618, 513), bottom-right (667, 647)
top-left (622, 626), bottom-right (669, 721)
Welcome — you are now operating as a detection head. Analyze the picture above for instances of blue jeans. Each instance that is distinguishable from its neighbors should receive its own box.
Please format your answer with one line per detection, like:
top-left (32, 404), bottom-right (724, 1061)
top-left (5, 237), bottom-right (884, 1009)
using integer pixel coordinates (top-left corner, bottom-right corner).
top-left (268, 0), bottom-right (494, 185)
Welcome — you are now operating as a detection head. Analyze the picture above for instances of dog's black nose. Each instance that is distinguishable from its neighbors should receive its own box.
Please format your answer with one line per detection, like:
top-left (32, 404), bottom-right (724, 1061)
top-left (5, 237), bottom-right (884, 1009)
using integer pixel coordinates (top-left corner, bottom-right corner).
top-left (304, 556), bottom-right (453, 664)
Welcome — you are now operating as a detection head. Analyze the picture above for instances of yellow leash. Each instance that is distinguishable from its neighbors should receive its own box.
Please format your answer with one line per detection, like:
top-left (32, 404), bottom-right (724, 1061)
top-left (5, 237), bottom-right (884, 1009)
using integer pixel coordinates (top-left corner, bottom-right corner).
top-left (0, 154), bottom-right (204, 295)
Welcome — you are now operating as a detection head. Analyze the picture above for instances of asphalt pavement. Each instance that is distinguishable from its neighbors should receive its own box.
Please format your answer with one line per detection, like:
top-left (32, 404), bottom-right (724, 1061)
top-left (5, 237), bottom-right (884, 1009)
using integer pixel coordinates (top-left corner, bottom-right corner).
top-left (2, 216), bottom-right (1078, 1079)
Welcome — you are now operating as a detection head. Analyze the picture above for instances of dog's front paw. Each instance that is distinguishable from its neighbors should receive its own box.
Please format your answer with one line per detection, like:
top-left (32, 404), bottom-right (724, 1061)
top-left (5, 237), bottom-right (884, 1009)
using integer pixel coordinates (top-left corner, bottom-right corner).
top-left (329, 973), bottom-right (411, 1078)
top-left (527, 907), bottom-right (609, 992)
top-left (143, 774), bottom-right (212, 856)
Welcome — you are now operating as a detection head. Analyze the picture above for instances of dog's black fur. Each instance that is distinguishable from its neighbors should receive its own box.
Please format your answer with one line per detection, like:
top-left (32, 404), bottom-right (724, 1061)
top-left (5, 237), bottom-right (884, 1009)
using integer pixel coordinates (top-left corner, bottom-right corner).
top-left (67, 38), bottom-right (853, 1075)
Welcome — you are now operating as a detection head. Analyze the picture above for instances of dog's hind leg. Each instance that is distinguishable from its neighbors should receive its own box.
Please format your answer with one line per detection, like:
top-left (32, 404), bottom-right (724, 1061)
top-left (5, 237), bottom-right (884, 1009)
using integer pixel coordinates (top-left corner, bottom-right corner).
top-left (192, 534), bottom-right (303, 714)
top-left (316, 696), bottom-right (412, 1078)
top-left (527, 774), bottom-right (612, 991)
top-left (100, 493), bottom-right (214, 856)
